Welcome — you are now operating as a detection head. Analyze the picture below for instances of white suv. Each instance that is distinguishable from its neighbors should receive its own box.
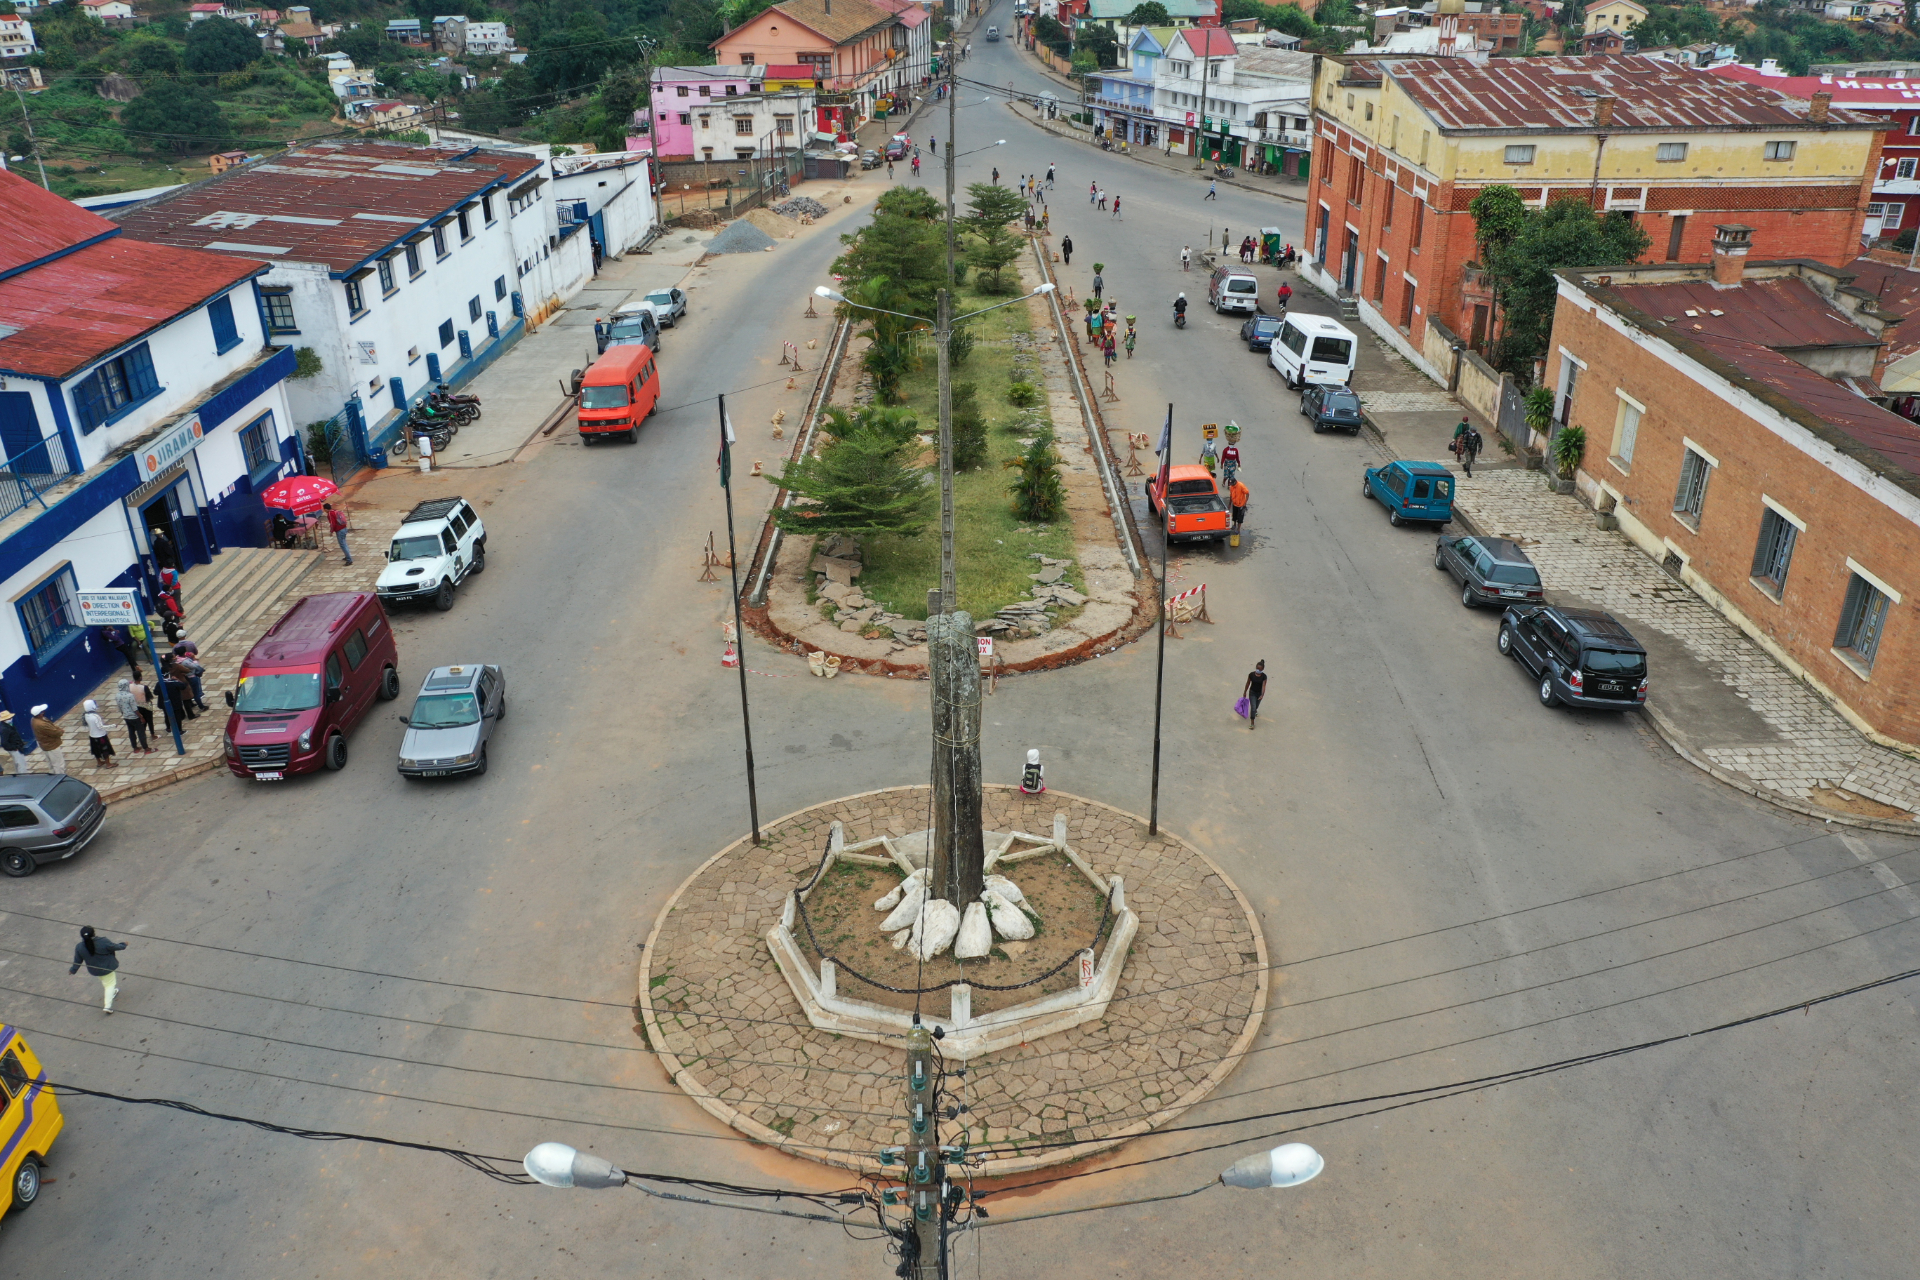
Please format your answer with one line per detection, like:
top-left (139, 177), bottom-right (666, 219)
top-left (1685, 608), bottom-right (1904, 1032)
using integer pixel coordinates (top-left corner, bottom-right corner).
top-left (376, 497), bottom-right (487, 611)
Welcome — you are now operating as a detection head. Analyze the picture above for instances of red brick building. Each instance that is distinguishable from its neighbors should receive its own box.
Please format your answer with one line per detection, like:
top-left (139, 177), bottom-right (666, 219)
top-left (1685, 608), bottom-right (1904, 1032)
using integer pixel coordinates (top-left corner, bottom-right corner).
top-left (1548, 240), bottom-right (1920, 748)
top-left (1305, 55), bottom-right (1885, 378)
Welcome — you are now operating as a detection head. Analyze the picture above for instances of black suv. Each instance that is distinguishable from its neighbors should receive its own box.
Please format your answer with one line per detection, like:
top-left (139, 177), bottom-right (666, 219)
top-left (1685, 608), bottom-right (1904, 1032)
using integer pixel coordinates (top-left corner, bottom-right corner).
top-left (1300, 383), bottom-right (1364, 433)
top-left (1435, 534), bottom-right (1543, 609)
top-left (1497, 605), bottom-right (1648, 710)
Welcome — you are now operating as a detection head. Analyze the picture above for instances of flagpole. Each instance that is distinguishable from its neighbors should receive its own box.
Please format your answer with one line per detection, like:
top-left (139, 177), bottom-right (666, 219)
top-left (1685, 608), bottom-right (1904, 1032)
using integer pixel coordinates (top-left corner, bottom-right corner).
top-left (719, 394), bottom-right (762, 845)
top-left (1149, 402), bottom-right (1172, 838)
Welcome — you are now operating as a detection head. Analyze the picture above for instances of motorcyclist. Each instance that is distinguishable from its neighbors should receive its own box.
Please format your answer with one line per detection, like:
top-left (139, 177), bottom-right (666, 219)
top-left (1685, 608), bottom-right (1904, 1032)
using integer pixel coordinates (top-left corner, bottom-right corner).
top-left (1173, 293), bottom-right (1188, 325)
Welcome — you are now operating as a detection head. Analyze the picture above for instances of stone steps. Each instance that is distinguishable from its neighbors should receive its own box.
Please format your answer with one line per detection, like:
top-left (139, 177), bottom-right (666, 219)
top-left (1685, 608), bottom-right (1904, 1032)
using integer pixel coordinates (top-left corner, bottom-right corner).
top-left (177, 546), bottom-right (322, 655)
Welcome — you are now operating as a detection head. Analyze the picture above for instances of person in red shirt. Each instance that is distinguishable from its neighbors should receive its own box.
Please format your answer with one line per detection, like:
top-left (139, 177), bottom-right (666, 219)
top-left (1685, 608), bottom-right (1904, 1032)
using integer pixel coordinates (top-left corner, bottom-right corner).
top-left (1276, 282), bottom-right (1293, 312)
top-left (324, 502), bottom-right (352, 565)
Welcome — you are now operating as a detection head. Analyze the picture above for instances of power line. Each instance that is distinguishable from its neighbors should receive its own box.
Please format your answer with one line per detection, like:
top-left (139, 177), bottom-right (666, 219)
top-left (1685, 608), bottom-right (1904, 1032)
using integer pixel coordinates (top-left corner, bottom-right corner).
top-left (974, 961), bottom-right (1920, 1200)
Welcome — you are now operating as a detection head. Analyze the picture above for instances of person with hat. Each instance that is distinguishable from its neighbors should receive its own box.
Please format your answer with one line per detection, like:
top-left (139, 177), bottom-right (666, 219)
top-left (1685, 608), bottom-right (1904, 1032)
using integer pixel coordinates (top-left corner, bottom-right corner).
top-left (82, 699), bottom-right (116, 769)
top-left (0, 710), bottom-right (27, 775)
top-left (68, 925), bottom-right (128, 1014)
top-left (30, 704), bottom-right (65, 774)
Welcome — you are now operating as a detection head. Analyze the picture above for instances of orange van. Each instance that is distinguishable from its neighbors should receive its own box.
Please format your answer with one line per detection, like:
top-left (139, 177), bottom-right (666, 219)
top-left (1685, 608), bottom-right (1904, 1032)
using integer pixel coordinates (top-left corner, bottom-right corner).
top-left (222, 592), bottom-right (400, 780)
top-left (578, 343), bottom-right (660, 444)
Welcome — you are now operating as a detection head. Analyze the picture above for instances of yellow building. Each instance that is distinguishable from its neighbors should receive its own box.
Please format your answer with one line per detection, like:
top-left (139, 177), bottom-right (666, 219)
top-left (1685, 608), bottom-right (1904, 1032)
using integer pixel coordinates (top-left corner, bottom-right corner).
top-left (1583, 0), bottom-right (1646, 33)
top-left (1304, 54), bottom-right (1884, 366)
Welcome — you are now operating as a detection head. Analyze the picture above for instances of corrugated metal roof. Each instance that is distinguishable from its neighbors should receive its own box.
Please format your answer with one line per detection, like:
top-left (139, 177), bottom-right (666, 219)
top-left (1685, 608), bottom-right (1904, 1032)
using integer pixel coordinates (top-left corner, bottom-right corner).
top-left (109, 141), bottom-right (541, 275)
top-left (0, 171), bottom-right (261, 379)
top-left (1174, 28), bottom-right (1238, 59)
top-left (1842, 257), bottom-right (1920, 359)
top-left (1610, 277), bottom-right (1874, 352)
top-left (1389, 54), bottom-right (1881, 131)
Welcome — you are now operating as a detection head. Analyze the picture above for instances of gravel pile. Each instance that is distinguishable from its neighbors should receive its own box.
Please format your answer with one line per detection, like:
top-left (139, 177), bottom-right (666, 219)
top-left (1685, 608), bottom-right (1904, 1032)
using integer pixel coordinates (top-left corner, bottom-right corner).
top-left (706, 220), bottom-right (778, 254)
top-left (772, 196), bottom-right (830, 219)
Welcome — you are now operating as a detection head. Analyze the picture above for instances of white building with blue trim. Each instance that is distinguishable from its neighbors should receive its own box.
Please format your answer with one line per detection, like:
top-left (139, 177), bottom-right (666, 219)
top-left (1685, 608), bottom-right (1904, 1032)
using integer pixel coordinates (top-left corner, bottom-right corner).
top-left (0, 170), bottom-right (297, 718)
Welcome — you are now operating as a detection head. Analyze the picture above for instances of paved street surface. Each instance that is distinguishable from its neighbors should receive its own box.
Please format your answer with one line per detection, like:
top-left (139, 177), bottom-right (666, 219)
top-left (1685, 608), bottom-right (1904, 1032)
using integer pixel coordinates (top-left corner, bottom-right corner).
top-left (3, 5), bottom-right (1918, 1276)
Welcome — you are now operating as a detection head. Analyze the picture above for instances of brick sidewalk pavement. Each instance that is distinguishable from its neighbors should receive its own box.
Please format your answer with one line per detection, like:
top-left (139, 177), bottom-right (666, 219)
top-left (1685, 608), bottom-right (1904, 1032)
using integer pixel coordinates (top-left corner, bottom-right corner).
top-left (23, 508), bottom-right (407, 804)
top-left (1450, 470), bottom-right (1920, 827)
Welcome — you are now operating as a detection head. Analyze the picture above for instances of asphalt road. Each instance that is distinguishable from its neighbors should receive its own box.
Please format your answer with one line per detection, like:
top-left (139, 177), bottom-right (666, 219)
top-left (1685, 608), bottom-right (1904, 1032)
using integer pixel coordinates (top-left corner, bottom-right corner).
top-left (5, 11), bottom-right (1919, 1276)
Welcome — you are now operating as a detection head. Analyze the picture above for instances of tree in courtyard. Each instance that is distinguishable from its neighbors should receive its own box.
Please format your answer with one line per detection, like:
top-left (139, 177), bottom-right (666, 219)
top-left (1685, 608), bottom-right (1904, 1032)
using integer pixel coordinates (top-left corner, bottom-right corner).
top-left (1127, 2), bottom-right (1171, 23)
top-left (769, 424), bottom-right (934, 540)
top-left (841, 275), bottom-right (930, 404)
top-left (1078, 23), bottom-right (1120, 68)
top-left (121, 80), bottom-right (236, 153)
top-left (183, 16), bottom-right (261, 74)
top-left (1481, 196), bottom-right (1649, 377)
top-left (964, 181), bottom-right (1029, 294)
top-left (876, 185), bottom-right (942, 221)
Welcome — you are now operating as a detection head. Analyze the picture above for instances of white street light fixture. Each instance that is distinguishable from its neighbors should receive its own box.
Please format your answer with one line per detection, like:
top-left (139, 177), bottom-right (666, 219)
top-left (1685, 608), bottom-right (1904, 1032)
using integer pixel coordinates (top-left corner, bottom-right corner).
top-left (814, 285), bottom-right (845, 302)
top-left (524, 1142), bottom-right (628, 1190)
top-left (1219, 1143), bottom-right (1324, 1190)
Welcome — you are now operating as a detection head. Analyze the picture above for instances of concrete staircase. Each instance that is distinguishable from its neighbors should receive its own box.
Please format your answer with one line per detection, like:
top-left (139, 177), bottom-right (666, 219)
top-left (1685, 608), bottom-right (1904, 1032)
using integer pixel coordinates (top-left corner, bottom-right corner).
top-left (177, 546), bottom-right (322, 656)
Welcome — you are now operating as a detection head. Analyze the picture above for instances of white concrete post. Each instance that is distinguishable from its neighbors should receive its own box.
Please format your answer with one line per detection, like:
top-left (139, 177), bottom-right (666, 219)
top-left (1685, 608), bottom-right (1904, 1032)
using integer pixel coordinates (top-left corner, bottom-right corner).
top-left (820, 958), bottom-right (837, 1000)
top-left (1052, 812), bottom-right (1068, 849)
top-left (950, 983), bottom-right (971, 1029)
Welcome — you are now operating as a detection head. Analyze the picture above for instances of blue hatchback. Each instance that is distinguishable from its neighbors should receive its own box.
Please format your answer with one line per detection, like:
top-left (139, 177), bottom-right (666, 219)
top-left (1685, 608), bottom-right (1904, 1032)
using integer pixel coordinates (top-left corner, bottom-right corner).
top-left (1362, 460), bottom-right (1454, 527)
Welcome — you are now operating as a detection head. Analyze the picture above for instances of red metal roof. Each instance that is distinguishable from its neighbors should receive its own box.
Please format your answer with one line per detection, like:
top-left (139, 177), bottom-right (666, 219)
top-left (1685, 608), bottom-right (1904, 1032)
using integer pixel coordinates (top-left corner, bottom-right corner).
top-left (1841, 257), bottom-right (1920, 359)
top-left (110, 141), bottom-right (543, 275)
top-left (0, 170), bottom-right (263, 379)
top-left (1610, 277), bottom-right (1874, 353)
top-left (1387, 54), bottom-right (1881, 131)
top-left (1175, 27), bottom-right (1236, 58)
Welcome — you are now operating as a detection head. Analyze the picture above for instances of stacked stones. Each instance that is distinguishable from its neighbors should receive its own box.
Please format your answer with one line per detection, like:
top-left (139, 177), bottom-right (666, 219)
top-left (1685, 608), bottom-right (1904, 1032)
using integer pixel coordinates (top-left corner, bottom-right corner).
top-left (979, 553), bottom-right (1085, 638)
top-left (812, 538), bottom-right (923, 650)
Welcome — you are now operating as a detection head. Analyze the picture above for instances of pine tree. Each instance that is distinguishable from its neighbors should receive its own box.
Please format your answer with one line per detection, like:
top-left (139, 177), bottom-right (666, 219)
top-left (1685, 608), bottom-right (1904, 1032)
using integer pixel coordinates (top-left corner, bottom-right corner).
top-left (951, 383), bottom-right (987, 471)
top-left (769, 427), bottom-right (934, 539)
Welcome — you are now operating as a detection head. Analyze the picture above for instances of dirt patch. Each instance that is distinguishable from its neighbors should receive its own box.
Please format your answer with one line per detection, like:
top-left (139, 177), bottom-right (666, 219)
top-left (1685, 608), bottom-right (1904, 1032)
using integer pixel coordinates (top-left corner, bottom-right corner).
top-left (1804, 786), bottom-right (1918, 823)
top-left (793, 851), bottom-right (1112, 1015)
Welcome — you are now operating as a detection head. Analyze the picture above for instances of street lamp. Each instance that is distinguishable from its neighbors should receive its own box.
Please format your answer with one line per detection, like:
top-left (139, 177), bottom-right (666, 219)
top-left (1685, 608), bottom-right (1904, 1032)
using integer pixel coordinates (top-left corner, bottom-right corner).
top-left (523, 1143), bottom-right (627, 1190)
top-left (1220, 1143), bottom-right (1325, 1190)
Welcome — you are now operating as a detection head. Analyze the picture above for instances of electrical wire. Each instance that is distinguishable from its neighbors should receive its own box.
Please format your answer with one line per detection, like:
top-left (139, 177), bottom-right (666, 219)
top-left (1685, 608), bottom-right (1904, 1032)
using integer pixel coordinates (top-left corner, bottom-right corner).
top-left (964, 908), bottom-right (1920, 1157)
top-left (975, 961), bottom-right (1920, 1200)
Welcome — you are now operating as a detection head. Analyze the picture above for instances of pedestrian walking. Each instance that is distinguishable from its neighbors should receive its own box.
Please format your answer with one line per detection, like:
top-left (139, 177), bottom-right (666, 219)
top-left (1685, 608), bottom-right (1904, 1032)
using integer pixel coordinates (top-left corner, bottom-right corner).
top-left (1181, 245), bottom-right (1191, 271)
top-left (324, 501), bottom-right (352, 565)
top-left (116, 678), bottom-right (150, 754)
top-left (1092, 270), bottom-right (1104, 301)
top-left (1199, 437), bottom-right (1218, 475)
top-left (1097, 189), bottom-right (1108, 211)
top-left (1229, 475), bottom-right (1250, 534)
top-left (1061, 235), bottom-right (1073, 265)
top-left (0, 711), bottom-right (26, 775)
top-left (887, 159), bottom-right (895, 179)
top-left (912, 154), bottom-right (921, 177)
top-left (992, 166), bottom-right (1000, 185)
top-left (1276, 281), bottom-right (1292, 311)
top-left (1046, 163), bottom-right (1055, 187)
top-left (1089, 181), bottom-right (1098, 204)
top-left (82, 699), bottom-right (116, 770)
top-left (930, 136), bottom-right (938, 155)
top-left (1452, 418), bottom-right (1483, 477)
top-left (103, 625), bottom-right (142, 679)
top-left (1103, 334), bottom-right (1117, 366)
top-left (69, 926), bottom-right (128, 1014)
top-left (149, 527), bottom-right (177, 571)
top-left (1241, 660), bottom-right (1268, 729)
top-left (1124, 318), bottom-right (1136, 358)
top-left (31, 705), bottom-right (65, 774)
top-left (1205, 180), bottom-right (1218, 200)
top-left (1111, 194), bottom-right (1121, 219)
top-left (1221, 439), bottom-right (1241, 483)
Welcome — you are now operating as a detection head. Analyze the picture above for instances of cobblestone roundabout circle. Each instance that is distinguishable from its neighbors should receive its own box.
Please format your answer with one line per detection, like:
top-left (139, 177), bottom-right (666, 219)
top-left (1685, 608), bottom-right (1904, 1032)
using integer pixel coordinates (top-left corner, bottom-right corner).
top-left (637, 786), bottom-right (1269, 1176)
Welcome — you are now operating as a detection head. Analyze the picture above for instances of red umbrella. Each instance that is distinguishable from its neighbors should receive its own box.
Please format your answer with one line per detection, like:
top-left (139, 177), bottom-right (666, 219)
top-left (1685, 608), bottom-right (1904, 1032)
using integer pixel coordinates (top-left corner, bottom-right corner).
top-left (260, 475), bottom-right (339, 515)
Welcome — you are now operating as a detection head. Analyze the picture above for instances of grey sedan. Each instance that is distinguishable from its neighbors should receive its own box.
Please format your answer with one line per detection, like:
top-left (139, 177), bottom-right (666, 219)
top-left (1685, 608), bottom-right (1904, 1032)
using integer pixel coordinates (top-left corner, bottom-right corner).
top-left (398, 664), bottom-right (506, 778)
top-left (0, 775), bottom-right (107, 877)
top-left (642, 288), bottom-right (688, 327)
top-left (1434, 534), bottom-right (1544, 609)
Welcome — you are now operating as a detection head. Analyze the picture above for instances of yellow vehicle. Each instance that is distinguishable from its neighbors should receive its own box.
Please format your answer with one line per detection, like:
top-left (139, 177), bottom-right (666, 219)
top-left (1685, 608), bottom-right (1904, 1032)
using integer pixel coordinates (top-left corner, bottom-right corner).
top-left (1, 1024), bottom-right (61, 1220)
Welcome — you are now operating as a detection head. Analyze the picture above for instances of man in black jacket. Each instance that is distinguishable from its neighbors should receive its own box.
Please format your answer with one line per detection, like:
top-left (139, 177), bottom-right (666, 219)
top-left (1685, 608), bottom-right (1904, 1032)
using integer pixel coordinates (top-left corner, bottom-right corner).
top-left (69, 925), bottom-right (127, 1013)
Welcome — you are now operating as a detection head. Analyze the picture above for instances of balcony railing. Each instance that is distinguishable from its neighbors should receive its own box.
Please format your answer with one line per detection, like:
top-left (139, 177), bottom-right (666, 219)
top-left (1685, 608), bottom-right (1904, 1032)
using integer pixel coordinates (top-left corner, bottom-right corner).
top-left (0, 431), bottom-right (75, 527)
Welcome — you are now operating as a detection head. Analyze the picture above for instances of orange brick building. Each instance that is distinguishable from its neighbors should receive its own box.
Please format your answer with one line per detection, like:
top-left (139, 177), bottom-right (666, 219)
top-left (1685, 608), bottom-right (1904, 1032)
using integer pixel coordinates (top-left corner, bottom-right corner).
top-left (1547, 241), bottom-right (1920, 749)
top-left (1305, 55), bottom-right (1886, 379)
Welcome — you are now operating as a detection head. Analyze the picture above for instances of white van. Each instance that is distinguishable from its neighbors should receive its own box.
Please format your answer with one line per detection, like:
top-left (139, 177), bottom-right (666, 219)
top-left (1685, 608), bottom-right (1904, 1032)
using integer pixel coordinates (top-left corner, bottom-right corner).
top-left (1268, 314), bottom-right (1358, 389)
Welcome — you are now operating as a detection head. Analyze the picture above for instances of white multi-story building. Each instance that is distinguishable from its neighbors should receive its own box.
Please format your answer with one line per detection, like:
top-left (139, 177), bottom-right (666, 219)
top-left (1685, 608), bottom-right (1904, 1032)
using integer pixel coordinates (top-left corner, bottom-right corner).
top-left (1150, 30), bottom-right (1312, 171)
top-left (325, 54), bottom-right (377, 101)
top-left (0, 14), bottom-right (36, 56)
top-left (113, 141), bottom-right (593, 445)
top-left (463, 21), bottom-right (512, 54)
top-left (0, 170), bottom-right (298, 719)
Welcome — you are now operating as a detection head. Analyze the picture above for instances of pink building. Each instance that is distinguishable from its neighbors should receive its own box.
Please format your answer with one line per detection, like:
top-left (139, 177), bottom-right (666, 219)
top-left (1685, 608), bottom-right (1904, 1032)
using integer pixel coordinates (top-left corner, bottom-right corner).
top-left (648, 66), bottom-right (765, 162)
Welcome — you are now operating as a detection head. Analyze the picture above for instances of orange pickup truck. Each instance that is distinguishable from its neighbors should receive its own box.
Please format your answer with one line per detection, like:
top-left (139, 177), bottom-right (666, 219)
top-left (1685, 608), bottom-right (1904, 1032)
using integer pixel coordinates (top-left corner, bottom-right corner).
top-left (1145, 465), bottom-right (1231, 544)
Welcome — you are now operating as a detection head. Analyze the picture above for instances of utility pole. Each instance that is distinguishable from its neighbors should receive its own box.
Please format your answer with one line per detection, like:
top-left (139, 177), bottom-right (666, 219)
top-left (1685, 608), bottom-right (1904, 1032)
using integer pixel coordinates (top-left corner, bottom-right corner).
top-left (1195, 55), bottom-right (1209, 170)
top-left (903, 1021), bottom-right (943, 1278)
top-left (10, 85), bottom-right (49, 190)
top-left (927, 608), bottom-right (985, 906)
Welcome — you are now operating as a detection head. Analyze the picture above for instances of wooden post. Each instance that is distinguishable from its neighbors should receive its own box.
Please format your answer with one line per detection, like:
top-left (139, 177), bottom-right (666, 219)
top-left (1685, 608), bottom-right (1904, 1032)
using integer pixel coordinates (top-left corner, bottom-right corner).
top-left (927, 609), bottom-right (985, 907)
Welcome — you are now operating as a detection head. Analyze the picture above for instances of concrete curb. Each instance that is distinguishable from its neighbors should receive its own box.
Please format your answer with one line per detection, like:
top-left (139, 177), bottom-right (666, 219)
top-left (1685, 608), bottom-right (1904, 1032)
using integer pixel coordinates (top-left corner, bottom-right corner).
top-left (634, 784), bottom-right (1271, 1179)
top-left (94, 754), bottom-right (226, 807)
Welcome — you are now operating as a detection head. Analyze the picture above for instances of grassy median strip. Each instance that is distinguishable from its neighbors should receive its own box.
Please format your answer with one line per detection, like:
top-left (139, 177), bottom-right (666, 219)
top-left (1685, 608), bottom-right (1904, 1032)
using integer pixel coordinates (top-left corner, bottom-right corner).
top-left (853, 283), bottom-right (1080, 623)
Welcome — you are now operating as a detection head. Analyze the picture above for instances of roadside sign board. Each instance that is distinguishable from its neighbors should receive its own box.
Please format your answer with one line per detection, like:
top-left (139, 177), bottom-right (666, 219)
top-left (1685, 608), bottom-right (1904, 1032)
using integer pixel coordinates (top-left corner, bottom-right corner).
top-left (978, 637), bottom-right (994, 658)
top-left (77, 591), bottom-right (140, 626)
